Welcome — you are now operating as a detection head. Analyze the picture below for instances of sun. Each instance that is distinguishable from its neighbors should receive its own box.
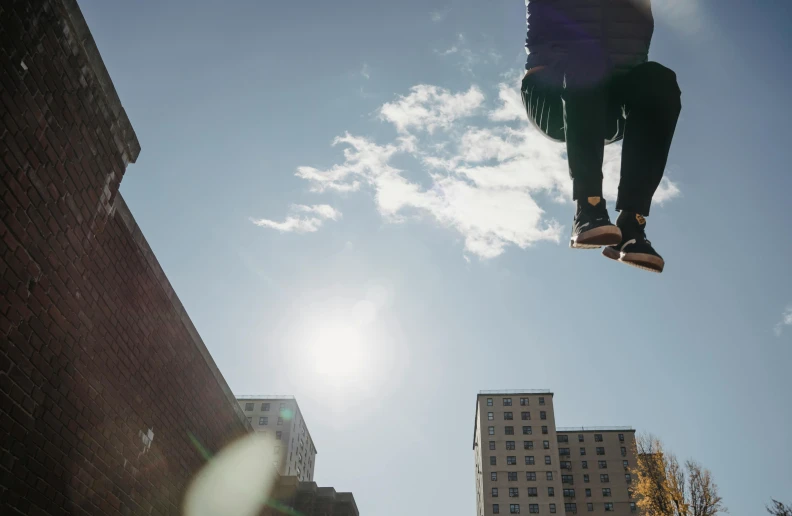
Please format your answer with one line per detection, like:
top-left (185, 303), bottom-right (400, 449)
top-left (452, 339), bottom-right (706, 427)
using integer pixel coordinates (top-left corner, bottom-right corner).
top-left (291, 299), bottom-right (380, 392)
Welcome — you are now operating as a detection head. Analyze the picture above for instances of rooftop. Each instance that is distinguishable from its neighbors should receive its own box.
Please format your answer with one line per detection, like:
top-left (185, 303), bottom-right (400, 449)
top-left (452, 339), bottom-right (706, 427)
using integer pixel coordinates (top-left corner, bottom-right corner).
top-left (557, 426), bottom-right (635, 432)
top-left (478, 389), bottom-right (553, 395)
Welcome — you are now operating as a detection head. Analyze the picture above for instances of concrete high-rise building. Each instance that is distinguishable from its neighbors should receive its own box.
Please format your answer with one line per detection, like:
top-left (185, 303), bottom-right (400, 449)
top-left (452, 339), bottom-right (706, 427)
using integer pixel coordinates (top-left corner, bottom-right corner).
top-left (237, 395), bottom-right (317, 482)
top-left (473, 391), bottom-right (638, 516)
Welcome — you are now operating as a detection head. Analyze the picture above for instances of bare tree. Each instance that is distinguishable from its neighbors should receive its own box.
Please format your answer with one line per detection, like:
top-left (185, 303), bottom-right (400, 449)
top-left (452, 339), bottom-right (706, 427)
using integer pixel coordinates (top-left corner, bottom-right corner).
top-left (632, 434), bottom-right (726, 516)
top-left (686, 461), bottom-right (725, 516)
top-left (767, 500), bottom-right (792, 516)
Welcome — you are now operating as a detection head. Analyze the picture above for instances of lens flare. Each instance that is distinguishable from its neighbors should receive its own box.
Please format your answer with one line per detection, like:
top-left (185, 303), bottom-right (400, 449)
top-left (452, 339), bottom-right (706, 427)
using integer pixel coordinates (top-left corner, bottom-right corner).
top-left (184, 432), bottom-right (279, 516)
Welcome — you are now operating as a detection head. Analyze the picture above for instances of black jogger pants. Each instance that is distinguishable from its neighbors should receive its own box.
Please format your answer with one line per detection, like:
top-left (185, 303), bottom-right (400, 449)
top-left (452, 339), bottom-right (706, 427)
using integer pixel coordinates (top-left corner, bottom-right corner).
top-left (520, 61), bottom-right (681, 215)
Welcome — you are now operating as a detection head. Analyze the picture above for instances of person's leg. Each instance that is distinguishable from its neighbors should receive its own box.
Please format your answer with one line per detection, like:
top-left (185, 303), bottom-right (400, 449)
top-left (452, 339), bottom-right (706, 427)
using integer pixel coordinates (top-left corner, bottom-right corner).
top-left (562, 77), bottom-right (608, 202)
top-left (562, 72), bottom-right (622, 248)
top-left (520, 67), bottom-right (566, 143)
top-left (614, 62), bottom-right (682, 216)
top-left (602, 62), bottom-right (681, 273)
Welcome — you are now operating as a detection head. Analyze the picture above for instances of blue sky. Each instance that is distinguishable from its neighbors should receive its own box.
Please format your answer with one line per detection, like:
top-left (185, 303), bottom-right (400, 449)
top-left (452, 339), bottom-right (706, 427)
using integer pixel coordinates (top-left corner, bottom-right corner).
top-left (80, 0), bottom-right (792, 513)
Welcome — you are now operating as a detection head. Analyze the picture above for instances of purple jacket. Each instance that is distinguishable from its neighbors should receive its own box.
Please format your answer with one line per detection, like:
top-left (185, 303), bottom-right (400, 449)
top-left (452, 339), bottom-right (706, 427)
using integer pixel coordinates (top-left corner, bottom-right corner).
top-left (524, 0), bottom-right (654, 80)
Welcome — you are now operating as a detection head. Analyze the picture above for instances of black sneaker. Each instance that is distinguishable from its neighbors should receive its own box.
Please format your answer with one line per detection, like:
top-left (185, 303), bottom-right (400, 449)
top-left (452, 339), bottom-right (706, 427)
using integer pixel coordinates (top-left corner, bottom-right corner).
top-left (570, 198), bottom-right (622, 249)
top-left (602, 212), bottom-right (665, 273)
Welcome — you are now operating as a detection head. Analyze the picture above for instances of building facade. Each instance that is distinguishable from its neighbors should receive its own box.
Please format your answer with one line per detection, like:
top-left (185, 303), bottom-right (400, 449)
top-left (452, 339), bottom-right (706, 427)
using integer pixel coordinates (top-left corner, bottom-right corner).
top-left (473, 391), bottom-right (637, 516)
top-left (238, 396), bottom-right (317, 482)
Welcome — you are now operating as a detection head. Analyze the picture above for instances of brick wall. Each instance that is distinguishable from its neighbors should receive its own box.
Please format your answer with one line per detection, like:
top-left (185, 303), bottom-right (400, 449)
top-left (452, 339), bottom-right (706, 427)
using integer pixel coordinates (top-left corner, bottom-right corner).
top-left (1, 1), bottom-right (252, 514)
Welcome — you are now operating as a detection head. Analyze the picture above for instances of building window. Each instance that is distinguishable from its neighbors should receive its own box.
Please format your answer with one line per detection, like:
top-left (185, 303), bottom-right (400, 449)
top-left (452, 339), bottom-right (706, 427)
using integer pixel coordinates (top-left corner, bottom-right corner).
top-left (578, 434), bottom-right (585, 442)
top-left (582, 461), bottom-right (588, 469)
top-left (511, 504), bottom-right (522, 514)
top-left (523, 426), bottom-right (533, 435)
top-left (259, 417), bottom-right (268, 425)
top-left (526, 456), bottom-right (535, 465)
top-left (507, 456), bottom-right (517, 465)
top-left (585, 489), bottom-right (591, 497)
top-left (494, 504), bottom-right (500, 514)
top-left (596, 447), bottom-right (605, 456)
top-left (583, 474), bottom-right (589, 483)
top-left (619, 434), bottom-right (625, 442)
top-left (594, 434), bottom-right (603, 442)
top-left (244, 403), bottom-right (254, 411)
top-left (510, 488), bottom-right (520, 498)
top-left (550, 504), bottom-right (557, 514)
top-left (545, 456), bottom-right (552, 465)
top-left (522, 412), bottom-right (531, 420)
top-left (543, 441), bottom-right (550, 450)
top-left (598, 461), bottom-right (607, 469)
top-left (493, 488), bottom-right (499, 497)
top-left (623, 460), bottom-right (629, 468)
top-left (520, 398), bottom-right (530, 406)
top-left (564, 503), bottom-right (576, 514)
top-left (247, 416), bottom-right (252, 423)
top-left (491, 457), bottom-right (497, 466)
top-left (542, 426), bottom-right (548, 435)
top-left (600, 474), bottom-right (609, 483)
top-left (580, 448), bottom-right (586, 456)
top-left (489, 441), bottom-right (496, 450)
top-left (559, 448), bottom-right (570, 456)
top-left (625, 474), bottom-right (632, 483)
top-left (506, 426), bottom-right (515, 435)
top-left (527, 488), bottom-right (537, 497)
top-left (630, 503), bottom-right (637, 513)
top-left (562, 475), bottom-right (573, 485)
top-left (507, 441), bottom-right (516, 450)
top-left (524, 441), bottom-right (534, 450)
top-left (508, 472), bottom-right (518, 481)
top-left (548, 487), bottom-right (555, 497)
top-left (504, 398), bottom-right (513, 406)
top-left (563, 489), bottom-right (575, 498)
top-left (527, 472), bottom-right (537, 481)
top-left (489, 412), bottom-right (495, 421)
top-left (605, 503), bottom-right (614, 512)
top-left (540, 411), bottom-right (547, 420)
top-left (621, 447), bottom-right (627, 457)
top-left (602, 489), bottom-right (611, 497)
top-left (561, 461), bottom-right (572, 470)
top-left (489, 427), bottom-right (495, 435)
top-left (277, 417), bottom-right (283, 426)
top-left (505, 412), bottom-right (514, 420)
top-left (546, 472), bottom-right (553, 481)
top-left (587, 504), bottom-right (594, 512)
top-left (529, 504), bottom-right (539, 514)
top-left (492, 473), bottom-right (498, 481)
top-left (558, 435), bottom-right (569, 443)
top-left (488, 398), bottom-right (494, 406)
top-left (280, 403), bottom-right (286, 410)
top-left (276, 431), bottom-right (282, 440)
top-left (539, 397), bottom-right (545, 406)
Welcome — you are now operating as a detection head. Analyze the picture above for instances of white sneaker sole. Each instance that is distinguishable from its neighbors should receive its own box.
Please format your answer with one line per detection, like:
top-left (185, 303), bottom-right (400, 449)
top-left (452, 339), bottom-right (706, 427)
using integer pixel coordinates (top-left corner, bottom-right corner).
top-left (570, 225), bottom-right (622, 249)
top-left (602, 246), bottom-right (665, 273)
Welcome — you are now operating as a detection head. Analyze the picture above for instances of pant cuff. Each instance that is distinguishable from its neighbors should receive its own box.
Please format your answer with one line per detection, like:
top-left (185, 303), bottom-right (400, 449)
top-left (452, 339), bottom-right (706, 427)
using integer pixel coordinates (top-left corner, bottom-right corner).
top-left (616, 196), bottom-right (652, 216)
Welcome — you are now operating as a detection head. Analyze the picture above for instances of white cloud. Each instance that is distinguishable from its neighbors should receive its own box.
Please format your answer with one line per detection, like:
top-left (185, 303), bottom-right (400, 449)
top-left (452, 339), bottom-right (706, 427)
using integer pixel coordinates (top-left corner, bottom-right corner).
top-left (775, 306), bottom-right (792, 336)
top-left (430, 8), bottom-right (450, 23)
top-left (489, 82), bottom-right (525, 122)
top-left (268, 78), bottom-right (681, 259)
top-left (250, 204), bottom-right (341, 233)
top-left (379, 84), bottom-right (484, 134)
top-left (434, 33), bottom-right (500, 74)
top-left (361, 63), bottom-right (370, 80)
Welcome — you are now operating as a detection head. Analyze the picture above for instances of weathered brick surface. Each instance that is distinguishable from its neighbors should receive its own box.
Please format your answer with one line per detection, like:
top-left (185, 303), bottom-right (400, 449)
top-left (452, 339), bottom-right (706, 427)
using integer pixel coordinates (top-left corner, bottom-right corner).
top-left (1, 1), bottom-right (251, 514)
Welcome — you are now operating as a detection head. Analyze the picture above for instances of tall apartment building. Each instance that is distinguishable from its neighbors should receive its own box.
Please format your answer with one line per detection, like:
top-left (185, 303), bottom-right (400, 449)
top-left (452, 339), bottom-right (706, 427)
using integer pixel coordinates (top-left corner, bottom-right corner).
top-left (473, 391), bottom-right (638, 516)
top-left (237, 395), bottom-right (317, 482)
